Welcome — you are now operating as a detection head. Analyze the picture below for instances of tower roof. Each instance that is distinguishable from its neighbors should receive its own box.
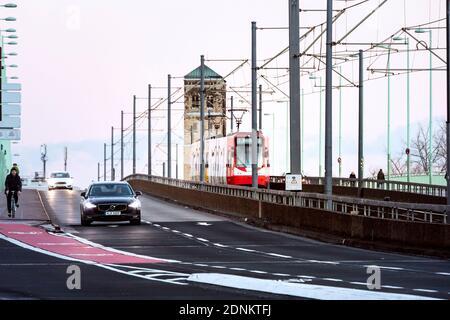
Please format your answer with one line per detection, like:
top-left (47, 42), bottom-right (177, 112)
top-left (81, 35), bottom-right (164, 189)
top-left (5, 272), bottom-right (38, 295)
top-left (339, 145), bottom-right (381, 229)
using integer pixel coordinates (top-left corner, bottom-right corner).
top-left (184, 65), bottom-right (223, 80)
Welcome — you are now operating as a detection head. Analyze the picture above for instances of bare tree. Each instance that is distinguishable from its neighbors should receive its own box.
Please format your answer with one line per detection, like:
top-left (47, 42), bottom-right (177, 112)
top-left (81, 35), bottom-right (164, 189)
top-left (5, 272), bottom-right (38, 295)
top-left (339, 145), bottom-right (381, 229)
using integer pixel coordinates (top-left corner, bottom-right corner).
top-left (390, 121), bottom-right (447, 176)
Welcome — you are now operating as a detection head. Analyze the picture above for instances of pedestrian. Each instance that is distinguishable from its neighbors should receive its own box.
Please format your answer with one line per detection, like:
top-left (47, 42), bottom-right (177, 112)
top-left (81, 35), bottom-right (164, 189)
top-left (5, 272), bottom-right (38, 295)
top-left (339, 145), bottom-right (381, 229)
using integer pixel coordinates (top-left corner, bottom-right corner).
top-left (377, 169), bottom-right (385, 188)
top-left (349, 172), bottom-right (356, 187)
top-left (4, 167), bottom-right (22, 217)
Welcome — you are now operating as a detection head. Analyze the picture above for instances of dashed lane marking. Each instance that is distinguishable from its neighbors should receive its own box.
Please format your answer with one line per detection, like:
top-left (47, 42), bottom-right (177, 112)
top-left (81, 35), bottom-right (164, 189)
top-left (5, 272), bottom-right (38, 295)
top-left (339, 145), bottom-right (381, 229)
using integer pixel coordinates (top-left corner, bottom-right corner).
top-left (382, 285), bottom-right (404, 290)
top-left (413, 289), bottom-right (439, 293)
top-left (323, 278), bottom-right (344, 282)
top-left (236, 248), bottom-right (256, 253)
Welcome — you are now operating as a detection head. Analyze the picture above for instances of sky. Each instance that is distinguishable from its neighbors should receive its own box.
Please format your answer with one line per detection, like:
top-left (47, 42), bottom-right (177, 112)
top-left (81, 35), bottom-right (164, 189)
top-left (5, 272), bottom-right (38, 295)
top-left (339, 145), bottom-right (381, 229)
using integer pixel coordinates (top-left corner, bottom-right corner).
top-left (4, 0), bottom-right (448, 188)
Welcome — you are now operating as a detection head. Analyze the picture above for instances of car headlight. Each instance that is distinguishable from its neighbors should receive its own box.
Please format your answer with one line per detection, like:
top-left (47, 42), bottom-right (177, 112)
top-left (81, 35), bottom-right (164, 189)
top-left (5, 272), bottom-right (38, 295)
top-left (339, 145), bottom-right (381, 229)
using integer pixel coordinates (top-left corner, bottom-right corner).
top-left (128, 199), bottom-right (141, 209)
top-left (84, 202), bottom-right (97, 209)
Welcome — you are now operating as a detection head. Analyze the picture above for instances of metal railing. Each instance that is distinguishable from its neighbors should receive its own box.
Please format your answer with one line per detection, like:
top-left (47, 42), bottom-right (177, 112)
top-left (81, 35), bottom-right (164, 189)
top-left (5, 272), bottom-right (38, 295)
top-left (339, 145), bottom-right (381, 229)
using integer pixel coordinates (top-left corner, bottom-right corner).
top-left (270, 176), bottom-right (447, 197)
top-left (125, 174), bottom-right (449, 225)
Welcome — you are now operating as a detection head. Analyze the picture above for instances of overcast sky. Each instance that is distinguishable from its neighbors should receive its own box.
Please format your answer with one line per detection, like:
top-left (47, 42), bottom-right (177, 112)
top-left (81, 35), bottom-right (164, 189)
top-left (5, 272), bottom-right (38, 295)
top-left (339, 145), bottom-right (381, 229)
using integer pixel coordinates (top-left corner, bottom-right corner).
top-left (7, 0), bottom-right (447, 187)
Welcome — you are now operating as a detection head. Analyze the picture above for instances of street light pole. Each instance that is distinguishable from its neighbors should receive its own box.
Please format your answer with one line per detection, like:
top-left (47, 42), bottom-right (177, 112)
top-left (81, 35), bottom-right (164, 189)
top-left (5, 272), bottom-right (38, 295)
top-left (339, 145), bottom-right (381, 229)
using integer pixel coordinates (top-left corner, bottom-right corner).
top-left (358, 50), bottom-right (364, 188)
top-left (230, 96), bottom-right (234, 133)
top-left (447, 0), bottom-right (450, 209)
top-left (387, 49), bottom-right (391, 184)
top-left (121, 110), bottom-right (124, 180)
top-left (319, 77), bottom-right (323, 177)
top-left (168, 74), bottom-right (172, 178)
top-left (132, 95), bottom-right (136, 175)
top-left (428, 31), bottom-right (433, 185)
top-left (324, 0), bottom-right (333, 202)
top-left (289, 0), bottom-right (301, 176)
top-left (148, 84), bottom-right (152, 176)
top-left (111, 126), bottom-right (114, 181)
top-left (301, 88), bottom-right (304, 174)
top-left (407, 38), bottom-right (411, 184)
top-left (200, 55), bottom-right (205, 182)
top-left (259, 84), bottom-right (263, 130)
top-left (251, 21), bottom-right (258, 188)
top-left (103, 143), bottom-right (107, 182)
top-left (339, 66), bottom-right (343, 178)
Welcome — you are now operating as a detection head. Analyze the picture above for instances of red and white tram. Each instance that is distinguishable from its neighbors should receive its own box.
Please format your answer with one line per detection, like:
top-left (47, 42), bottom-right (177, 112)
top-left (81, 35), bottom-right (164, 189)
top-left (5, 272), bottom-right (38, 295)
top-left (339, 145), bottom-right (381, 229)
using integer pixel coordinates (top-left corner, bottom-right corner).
top-left (190, 131), bottom-right (270, 188)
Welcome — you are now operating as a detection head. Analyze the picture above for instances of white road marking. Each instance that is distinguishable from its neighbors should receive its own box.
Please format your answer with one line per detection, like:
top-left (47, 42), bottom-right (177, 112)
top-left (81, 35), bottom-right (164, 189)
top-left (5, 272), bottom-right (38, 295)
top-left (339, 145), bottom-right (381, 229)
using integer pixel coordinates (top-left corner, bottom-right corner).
top-left (37, 243), bottom-right (79, 246)
top-left (172, 230), bottom-right (181, 233)
top-left (364, 265), bottom-right (404, 271)
top-left (236, 248), bottom-right (256, 252)
top-left (436, 272), bottom-right (450, 276)
top-left (350, 282), bottom-right (369, 286)
top-left (272, 273), bottom-right (291, 277)
top-left (61, 232), bottom-right (179, 263)
top-left (0, 233), bottom-right (188, 286)
top-left (382, 285), bottom-right (404, 290)
top-left (413, 289), bottom-right (438, 293)
top-left (298, 275), bottom-right (316, 279)
top-left (211, 266), bottom-right (227, 269)
top-left (307, 260), bottom-right (340, 265)
top-left (196, 238), bottom-right (209, 242)
top-left (183, 233), bottom-right (194, 238)
top-left (250, 270), bottom-right (268, 274)
top-left (213, 243), bottom-right (228, 248)
top-left (193, 264), bottom-right (209, 267)
top-left (162, 227), bottom-right (170, 231)
top-left (70, 253), bottom-right (114, 257)
top-left (267, 253), bottom-right (293, 259)
top-left (188, 273), bottom-right (439, 300)
top-left (230, 268), bottom-right (246, 271)
top-left (197, 222), bottom-right (212, 226)
top-left (323, 278), bottom-right (344, 282)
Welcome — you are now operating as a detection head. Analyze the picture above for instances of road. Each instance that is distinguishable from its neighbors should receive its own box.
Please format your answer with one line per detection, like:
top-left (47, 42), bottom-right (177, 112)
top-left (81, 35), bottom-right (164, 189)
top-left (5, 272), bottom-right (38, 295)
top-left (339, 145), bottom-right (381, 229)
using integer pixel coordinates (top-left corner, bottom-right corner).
top-left (0, 189), bottom-right (449, 300)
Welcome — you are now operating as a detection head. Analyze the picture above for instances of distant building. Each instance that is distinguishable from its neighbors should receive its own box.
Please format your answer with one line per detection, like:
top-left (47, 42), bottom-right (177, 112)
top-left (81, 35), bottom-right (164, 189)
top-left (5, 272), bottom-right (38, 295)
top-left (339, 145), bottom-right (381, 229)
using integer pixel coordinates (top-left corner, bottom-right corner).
top-left (183, 65), bottom-right (227, 180)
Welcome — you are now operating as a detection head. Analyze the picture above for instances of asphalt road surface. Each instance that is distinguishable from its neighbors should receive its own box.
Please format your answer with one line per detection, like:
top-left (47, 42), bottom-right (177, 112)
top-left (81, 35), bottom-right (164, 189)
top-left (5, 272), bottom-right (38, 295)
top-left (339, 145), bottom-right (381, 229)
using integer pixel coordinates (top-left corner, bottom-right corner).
top-left (1, 189), bottom-right (449, 300)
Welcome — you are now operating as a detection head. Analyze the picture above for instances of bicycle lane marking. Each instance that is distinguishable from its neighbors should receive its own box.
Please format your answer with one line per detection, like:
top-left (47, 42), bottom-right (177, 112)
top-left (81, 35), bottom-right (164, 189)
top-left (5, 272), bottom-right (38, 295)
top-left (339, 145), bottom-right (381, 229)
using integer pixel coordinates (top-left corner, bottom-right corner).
top-left (0, 223), bottom-right (166, 265)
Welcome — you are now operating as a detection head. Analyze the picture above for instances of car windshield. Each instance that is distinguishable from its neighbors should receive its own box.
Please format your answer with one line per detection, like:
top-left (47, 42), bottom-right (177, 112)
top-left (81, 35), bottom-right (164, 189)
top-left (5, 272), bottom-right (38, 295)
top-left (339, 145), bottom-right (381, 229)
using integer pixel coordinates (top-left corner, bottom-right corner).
top-left (88, 184), bottom-right (133, 197)
top-left (51, 173), bottom-right (70, 178)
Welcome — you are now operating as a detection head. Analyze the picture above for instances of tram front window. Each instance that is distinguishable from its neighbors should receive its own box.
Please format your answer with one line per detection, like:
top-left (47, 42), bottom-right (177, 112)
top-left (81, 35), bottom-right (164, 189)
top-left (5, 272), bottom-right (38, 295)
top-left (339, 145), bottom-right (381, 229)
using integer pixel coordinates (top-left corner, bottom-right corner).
top-left (235, 137), bottom-right (263, 168)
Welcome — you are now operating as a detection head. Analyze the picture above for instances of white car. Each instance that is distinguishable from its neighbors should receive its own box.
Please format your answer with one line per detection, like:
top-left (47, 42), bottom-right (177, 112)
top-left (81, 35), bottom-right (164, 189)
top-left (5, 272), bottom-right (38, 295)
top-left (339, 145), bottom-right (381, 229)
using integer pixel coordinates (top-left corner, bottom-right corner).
top-left (48, 172), bottom-right (74, 190)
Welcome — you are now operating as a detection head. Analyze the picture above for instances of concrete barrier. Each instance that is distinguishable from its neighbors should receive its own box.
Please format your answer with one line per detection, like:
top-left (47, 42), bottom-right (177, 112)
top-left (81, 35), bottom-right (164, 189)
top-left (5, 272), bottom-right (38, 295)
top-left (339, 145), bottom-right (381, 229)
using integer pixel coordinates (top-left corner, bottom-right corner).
top-left (130, 179), bottom-right (450, 258)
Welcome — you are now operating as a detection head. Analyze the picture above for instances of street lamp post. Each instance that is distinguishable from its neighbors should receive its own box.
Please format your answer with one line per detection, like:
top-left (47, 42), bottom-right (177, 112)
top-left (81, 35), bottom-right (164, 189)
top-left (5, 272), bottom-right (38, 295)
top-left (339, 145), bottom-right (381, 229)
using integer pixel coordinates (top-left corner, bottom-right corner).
top-left (393, 36), bottom-right (411, 184)
top-left (277, 101), bottom-right (289, 174)
top-left (309, 75), bottom-right (323, 177)
top-left (264, 113), bottom-right (275, 174)
top-left (415, 29), bottom-right (433, 185)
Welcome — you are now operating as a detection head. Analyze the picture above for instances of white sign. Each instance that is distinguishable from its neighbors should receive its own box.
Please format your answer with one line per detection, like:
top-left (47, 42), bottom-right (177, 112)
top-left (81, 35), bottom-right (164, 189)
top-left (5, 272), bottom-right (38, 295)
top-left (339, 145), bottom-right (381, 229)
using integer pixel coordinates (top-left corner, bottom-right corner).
top-left (2, 83), bottom-right (22, 91)
top-left (285, 174), bottom-right (302, 191)
top-left (2, 92), bottom-right (21, 103)
top-left (0, 129), bottom-right (21, 140)
top-left (2, 104), bottom-right (21, 116)
top-left (0, 116), bottom-right (21, 128)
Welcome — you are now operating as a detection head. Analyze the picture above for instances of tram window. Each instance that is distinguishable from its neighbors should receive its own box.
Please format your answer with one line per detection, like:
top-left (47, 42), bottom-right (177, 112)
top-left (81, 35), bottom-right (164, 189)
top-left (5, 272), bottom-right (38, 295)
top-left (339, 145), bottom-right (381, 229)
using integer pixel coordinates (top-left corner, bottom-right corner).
top-left (235, 137), bottom-right (263, 167)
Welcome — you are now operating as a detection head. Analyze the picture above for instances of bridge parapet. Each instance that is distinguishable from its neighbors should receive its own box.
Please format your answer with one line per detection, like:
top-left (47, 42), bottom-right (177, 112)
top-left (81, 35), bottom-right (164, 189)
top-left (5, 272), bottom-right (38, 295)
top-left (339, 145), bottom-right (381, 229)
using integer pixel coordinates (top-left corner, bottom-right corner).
top-left (125, 174), bottom-right (449, 225)
top-left (270, 176), bottom-right (447, 198)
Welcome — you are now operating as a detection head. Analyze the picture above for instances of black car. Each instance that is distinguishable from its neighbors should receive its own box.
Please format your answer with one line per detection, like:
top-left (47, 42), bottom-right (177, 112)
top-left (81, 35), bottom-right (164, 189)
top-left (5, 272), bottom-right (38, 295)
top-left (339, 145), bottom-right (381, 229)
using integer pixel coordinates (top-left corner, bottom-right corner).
top-left (80, 181), bottom-right (142, 226)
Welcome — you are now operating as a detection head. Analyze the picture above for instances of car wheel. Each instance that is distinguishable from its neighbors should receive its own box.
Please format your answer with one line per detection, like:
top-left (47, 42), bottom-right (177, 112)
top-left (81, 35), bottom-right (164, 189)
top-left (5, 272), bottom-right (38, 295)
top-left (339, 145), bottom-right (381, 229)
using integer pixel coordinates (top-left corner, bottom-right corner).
top-left (130, 218), bottom-right (141, 225)
top-left (81, 215), bottom-right (91, 226)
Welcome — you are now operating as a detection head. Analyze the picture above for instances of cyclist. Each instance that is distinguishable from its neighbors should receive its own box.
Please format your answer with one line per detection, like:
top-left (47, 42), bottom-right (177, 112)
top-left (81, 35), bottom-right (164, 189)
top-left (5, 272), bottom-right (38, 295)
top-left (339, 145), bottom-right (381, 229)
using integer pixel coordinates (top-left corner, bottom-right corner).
top-left (4, 167), bottom-right (22, 218)
top-left (11, 163), bottom-right (20, 175)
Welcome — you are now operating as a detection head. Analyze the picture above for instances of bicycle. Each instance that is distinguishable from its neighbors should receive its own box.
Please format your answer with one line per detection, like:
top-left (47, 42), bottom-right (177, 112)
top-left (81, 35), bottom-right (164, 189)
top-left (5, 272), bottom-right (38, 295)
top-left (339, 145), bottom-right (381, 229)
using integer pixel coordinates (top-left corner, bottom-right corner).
top-left (8, 190), bottom-right (18, 219)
